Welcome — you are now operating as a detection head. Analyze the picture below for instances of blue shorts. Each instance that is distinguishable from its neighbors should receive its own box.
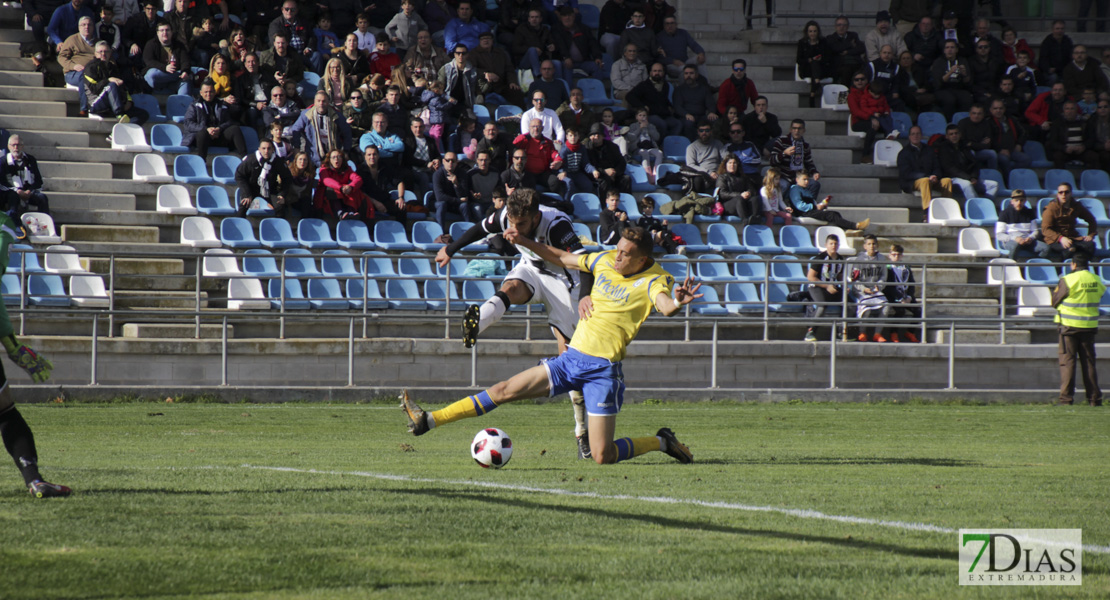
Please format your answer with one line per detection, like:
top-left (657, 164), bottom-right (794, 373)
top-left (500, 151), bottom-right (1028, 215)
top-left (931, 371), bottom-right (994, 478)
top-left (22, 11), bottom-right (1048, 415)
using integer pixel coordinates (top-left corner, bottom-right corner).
top-left (542, 347), bottom-right (625, 416)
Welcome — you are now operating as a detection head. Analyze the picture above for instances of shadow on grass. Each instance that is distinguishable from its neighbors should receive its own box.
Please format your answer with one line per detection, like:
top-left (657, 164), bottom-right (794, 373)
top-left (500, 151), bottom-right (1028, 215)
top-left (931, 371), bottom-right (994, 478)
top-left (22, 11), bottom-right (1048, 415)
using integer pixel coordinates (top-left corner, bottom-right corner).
top-left (726, 457), bottom-right (981, 467)
top-left (396, 487), bottom-right (957, 562)
top-left (70, 486), bottom-right (364, 497)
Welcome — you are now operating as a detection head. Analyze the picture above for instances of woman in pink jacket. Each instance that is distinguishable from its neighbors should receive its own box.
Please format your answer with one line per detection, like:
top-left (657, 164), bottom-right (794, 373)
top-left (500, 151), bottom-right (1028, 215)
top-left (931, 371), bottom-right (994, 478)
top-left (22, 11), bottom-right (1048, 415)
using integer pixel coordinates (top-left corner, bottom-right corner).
top-left (314, 150), bottom-right (373, 220)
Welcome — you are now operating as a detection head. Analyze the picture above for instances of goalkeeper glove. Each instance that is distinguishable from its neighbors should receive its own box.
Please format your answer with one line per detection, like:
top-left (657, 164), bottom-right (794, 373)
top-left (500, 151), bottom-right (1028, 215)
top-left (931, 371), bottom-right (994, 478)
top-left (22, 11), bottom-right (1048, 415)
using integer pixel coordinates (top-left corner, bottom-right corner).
top-left (2, 335), bottom-right (53, 383)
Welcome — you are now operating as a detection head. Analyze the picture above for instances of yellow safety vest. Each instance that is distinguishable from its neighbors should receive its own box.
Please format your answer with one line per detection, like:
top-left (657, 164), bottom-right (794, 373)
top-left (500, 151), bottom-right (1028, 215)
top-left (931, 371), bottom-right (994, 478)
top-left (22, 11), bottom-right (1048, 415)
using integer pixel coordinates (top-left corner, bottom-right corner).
top-left (1054, 269), bottom-right (1106, 328)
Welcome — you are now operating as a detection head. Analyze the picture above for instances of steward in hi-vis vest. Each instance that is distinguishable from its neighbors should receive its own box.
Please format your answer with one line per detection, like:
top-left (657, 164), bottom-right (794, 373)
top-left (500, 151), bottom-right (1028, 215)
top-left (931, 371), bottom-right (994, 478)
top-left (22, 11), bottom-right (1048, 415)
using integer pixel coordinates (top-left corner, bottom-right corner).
top-left (1050, 256), bottom-right (1105, 406)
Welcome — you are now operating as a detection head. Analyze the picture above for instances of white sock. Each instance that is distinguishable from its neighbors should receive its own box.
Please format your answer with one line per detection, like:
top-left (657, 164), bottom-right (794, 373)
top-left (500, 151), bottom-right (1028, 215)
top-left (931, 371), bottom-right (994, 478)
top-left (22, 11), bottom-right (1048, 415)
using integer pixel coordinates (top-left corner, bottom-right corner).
top-left (479, 295), bottom-right (506, 334)
top-left (570, 390), bottom-right (586, 437)
top-left (657, 436), bottom-right (666, 452)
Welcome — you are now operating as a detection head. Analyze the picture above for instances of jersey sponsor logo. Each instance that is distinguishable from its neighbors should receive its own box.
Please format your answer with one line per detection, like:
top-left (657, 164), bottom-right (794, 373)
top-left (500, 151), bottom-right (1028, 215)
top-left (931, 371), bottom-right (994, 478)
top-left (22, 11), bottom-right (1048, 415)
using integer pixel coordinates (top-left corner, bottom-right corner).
top-left (595, 271), bottom-right (632, 304)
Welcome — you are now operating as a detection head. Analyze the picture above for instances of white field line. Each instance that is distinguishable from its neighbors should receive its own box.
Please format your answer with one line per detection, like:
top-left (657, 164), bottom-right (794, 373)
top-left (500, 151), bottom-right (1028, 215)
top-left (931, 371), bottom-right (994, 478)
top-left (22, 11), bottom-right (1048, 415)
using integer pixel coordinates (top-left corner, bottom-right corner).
top-left (243, 465), bottom-right (1110, 555)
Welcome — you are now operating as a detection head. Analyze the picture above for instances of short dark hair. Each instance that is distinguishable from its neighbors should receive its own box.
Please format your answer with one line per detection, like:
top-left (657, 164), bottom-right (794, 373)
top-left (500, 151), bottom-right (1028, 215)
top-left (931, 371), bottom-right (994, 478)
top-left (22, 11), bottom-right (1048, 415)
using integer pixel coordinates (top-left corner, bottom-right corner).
top-left (890, 243), bottom-right (904, 253)
top-left (945, 123), bottom-right (959, 133)
top-left (621, 227), bottom-right (653, 257)
top-left (863, 233), bottom-right (878, 243)
top-left (732, 58), bottom-right (747, 68)
top-left (1073, 255), bottom-right (1090, 269)
top-left (506, 189), bottom-right (540, 219)
top-left (791, 118), bottom-right (806, 128)
top-left (825, 234), bottom-right (840, 244)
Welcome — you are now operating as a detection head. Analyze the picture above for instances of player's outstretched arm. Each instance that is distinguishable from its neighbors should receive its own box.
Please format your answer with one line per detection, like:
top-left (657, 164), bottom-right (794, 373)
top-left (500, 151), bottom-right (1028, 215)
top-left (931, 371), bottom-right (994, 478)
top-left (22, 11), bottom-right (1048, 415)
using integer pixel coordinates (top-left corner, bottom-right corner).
top-left (655, 274), bottom-right (703, 317)
top-left (503, 227), bottom-right (583, 271)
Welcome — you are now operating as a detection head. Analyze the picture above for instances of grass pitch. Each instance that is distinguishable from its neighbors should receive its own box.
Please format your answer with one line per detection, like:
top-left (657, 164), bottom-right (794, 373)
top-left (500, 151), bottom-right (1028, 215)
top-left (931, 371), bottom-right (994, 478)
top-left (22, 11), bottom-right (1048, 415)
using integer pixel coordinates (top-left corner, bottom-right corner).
top-left (0, 400), bottom-right (1107, 599)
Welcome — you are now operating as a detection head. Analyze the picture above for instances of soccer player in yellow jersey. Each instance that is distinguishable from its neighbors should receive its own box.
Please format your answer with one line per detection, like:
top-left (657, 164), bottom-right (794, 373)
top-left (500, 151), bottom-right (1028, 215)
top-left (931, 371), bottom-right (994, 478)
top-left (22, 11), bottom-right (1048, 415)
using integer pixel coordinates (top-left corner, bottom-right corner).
top-left (402, 226), bottom-right (703, 464)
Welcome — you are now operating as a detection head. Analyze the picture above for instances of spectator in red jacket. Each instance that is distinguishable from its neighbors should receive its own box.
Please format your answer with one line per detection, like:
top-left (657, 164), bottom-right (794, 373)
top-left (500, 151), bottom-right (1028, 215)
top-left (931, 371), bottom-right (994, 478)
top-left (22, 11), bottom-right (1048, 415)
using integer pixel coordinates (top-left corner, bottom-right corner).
top-left (1000, 28), bottom-right (1033, 65)
top-left (848, 74), bottom-right (897, 163)
top-left (1024, 82), bottom-right (1072, 136)
top-left (314, 149), bottom-right (373, 220)
top-left (717, 58), bottom-right (759, 116)
top-left (369, 38), bottom-right (402, 80)
top-left (513, 118), bottom-right (567, 197)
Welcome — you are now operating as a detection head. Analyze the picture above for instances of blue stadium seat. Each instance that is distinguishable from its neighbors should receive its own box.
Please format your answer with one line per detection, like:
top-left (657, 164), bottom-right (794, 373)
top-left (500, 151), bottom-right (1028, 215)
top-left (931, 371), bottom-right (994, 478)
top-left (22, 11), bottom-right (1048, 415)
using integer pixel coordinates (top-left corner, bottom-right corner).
top-left (917, 112), bottom-right (947, 138)
top-left (578, 3), bottom-right (600, 28)
top-left (196, 185), bottom-right (236, 216)
top-left (150, 124), bottom-right (188, 152)
top-left (980, 168), bottom-right (1008, 196)
top-left (398, 252), bottom-right (434, 278)
top-left (571, 193), bottom-right (601, 222)
top-left (577, 77), bottom-right (613, 105)
top-left (242, 249), bottom-right (281, 278)
top-left (1098, 260), bottom-right (1110, 284)
top-left (965, 197), bottom-right (998, 226)
top-left (363, 251), bottom-right (399, 279)
top-left (473, 104), bottom-right (491, 125)
top-left (211, 155), bottom-right (241, 185)
top-left (695, 254), bottom-right (732, 282)
top-left (1008, 169), bottom-right (1047, 197)
top-left (385, 278), bottom-right (427, 309)
top-left (27, 274), bottom-right (69, 307)
top-left (706, 223), bottom-right (746, 253)
top-left (1024, 140), bottom-right (1052, 168)
top-left (1023, 258), bottom-right (1059, 285)
top-left (951, 111), bottom-right (969, 125)
top-left (1078, 197), bottom-right (1110, 227)
top-left (670, 224), bottom-right (710, 252)
top-left (165, 94), bottom-right (192, 123)
top-left (267, 278), bottom-right (311, 310)
top-left (308, 278), bottom-right (350, 309)
top-left (778, 225), bottom-right (820, 254)
top-left (1036, 197), bottom-right (1053, 220)
top-left (891, 112), bottom-right (912, 138)
top-left (724, 282), bottom-right (762, 314)
top-left (766, 282), bottom-right (804, 312)
top-left (298, 218), bottom-right (339, 249)
top-left (174, 154), bottom-right (213, 184)
top-left (662, 136), bottom-right (687, 163)
top-left (1080, 170), bottom-right (1110, 198)
top-left (619, 193), bottom-right (643, 220)
top-left (242, 127), bottom-right (260, 153)
top-left (2, 273), bottom-right (20, 306)
top-left (742, 225), bottom-right (782, 253)
top-left (282, 248), bottom-right (320, 277)
top-left (130, 93), bottom-right (165, 122)
top-left (219, 217), bottom-right (261, 248)
top-left (690, 285), bottom-right (728, 315)
top-left (436, 257), bottom-right (469, 278)
top-left (374, 220), bottom-right (414, 251)
top-left (626, 164), bottom-right (655, 192)
top-left (412, 221), bottom-right (446, 251)
top-left (345, 278), bottom-right (389, 309)
top-left (336, 220), bottom-right (376, 250)
top-left (237, 188), bottom-right (276, 217)
top-left (321, 250), bottom-right (360, 277)
top-left (449, 221), bottom-right (489, 252)
top-left (769, 256), bottom-right (808, 282)
top-left (654, 163), bottom-right (684, 192)
top-left (424, 279), bottom-right (465, 310)
top-left (659, 254), bottom-right (687, 280)
top-left (259, 218), bottom-right (299, 249)
top-left (8, 244), bottom-right (44, 274)
top-left (733, 254), bottom-right (767, 282)
top-left (462, 279), bottom-right (495, 303)
top-left (572, 222), bottom-right (599, 250)
top-left (1044, 169), bottom-right (1078, 195)
top-left (494, 104), bottom-right (522, 120)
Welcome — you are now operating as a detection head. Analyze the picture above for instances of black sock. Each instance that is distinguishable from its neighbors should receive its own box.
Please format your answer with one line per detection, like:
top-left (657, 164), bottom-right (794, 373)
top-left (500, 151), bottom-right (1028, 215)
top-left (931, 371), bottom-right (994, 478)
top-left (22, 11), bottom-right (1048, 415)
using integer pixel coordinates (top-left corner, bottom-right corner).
top-left (0, 408), bottom-right (40, 485)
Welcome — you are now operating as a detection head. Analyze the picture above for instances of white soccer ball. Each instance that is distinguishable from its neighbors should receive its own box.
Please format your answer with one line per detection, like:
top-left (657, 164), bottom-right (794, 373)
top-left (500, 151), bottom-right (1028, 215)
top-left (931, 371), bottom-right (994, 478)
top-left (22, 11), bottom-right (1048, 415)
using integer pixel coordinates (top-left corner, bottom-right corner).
top-left (471, 428), bottom-right (513, 469)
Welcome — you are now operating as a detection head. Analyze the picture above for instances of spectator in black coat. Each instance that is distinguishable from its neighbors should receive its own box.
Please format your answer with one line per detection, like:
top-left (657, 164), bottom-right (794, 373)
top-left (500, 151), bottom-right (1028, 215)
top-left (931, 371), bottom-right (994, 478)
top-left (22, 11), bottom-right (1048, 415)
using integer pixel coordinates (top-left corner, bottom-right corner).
top-left (897, 126), bottom-right (954, 211)
top-left (825, 15), bottom-right (866, 85)
top-left (626, 62), bottom-right (681, 137)
top-left (903, 16), bottom-right (941, 73)
top-left (586, 122), bottom-right (630, 198)
top-left (0, 135), bottom-right (50, 218)
top-left (234, 139), bottom-right (292, 218)
top-left (740, 95), bottom-right (782, 153)
top-left (432, 152), bottom-right (475, 225)
top-left (1037, 20), bottom-right (1074, 86)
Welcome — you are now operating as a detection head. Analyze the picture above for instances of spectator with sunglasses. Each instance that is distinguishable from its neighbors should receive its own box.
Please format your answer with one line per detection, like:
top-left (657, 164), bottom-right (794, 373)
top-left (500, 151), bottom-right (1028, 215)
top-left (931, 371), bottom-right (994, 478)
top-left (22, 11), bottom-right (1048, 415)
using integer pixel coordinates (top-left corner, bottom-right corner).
top-left (717, 58), bottom-right (759, 117)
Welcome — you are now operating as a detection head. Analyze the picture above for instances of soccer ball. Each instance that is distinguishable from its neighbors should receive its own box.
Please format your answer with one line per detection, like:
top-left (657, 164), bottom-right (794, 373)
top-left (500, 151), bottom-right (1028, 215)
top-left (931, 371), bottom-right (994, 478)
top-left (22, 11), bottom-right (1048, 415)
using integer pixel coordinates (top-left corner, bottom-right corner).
top-left (471, 428), bottom-right (513, 469)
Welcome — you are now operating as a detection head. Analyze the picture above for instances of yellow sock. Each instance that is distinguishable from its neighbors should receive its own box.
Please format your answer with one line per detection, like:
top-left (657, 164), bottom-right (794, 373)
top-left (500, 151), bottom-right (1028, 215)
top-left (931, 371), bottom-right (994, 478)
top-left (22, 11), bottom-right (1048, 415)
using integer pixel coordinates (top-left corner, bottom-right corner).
top-left (430, 390), bottom-right (497, 427)
top-left (614, 436), bottom-right (662, 461)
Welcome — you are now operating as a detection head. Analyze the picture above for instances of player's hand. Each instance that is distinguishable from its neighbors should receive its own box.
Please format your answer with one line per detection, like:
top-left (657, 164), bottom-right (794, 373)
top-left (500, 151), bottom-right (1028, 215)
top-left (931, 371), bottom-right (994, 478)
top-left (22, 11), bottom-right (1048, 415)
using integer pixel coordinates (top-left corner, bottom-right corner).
top-left (435, 246), bottom-right (451, 267)
top-left (7, 344), bottom-right (52, 383)
top-left (578, 296), bottom-right (593, 321)
top-left (503, 226), bottom-right (522, 245)
top-left (673, 275), bottom-right (703, 306)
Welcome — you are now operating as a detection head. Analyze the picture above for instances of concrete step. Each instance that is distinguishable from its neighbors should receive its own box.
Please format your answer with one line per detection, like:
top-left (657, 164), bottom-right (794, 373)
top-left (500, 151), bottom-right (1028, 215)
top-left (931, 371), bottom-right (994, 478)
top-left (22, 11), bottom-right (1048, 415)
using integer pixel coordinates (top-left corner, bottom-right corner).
top-left (0, 57), bottom-right (33, 71)
top-left (868, 222), bottom-right (968, 237)
top-left (783, 107), bottom-right (849, 122)
top-left (0, 114), bottom-right (115, 133)
top-left (854, 235), bottom-right (938, 255)
top-left (0, 84), bottom-right (78, 102)
top-left (64, 240), bottom-right (191, 255)
top-left (833, 206), bottom-right (908, 224)
top-left (693, 38), bottom-right (751, 54)
top-left (0, 42), bottom-right (20, 58)
top-left (3, 129), bottom-right (89, 148)
top-left (112, 289), bottom-right (209, 309)
top-left (810, 148), bottom-right (854, 165)
top-left (37, 160), bottom-right (112, 179)
top-left (49, 192), bottom-right (137, 211)
top-left (932, 328), bottom-right (1030, 345)
top-left (46, 178), bottom-right (160, 195)
top-left (813, 177), bottom-right (879, 194)
top-left (0, 30), bottom-right (33, 43)
top-left (122, 323), bottom-right (234, 339)
top-left (0, 98), bottom-right (64, 117)
top-left (20, 145), bottom-right (139, 166)
top-left (836, 193), bottom-right (920, 208)
top-left (60, 224), bottom-right (160, 244)
top-left (928, 299), bottom-right (1003, 318)
top-left (0, 69), bottom-right (40, 86)
top-left (86, 257), bottom-right (185, 277)
top-left (914, 267), bottom-right (968, 285)
top-left (54, 208), bottom-right (180, 227)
